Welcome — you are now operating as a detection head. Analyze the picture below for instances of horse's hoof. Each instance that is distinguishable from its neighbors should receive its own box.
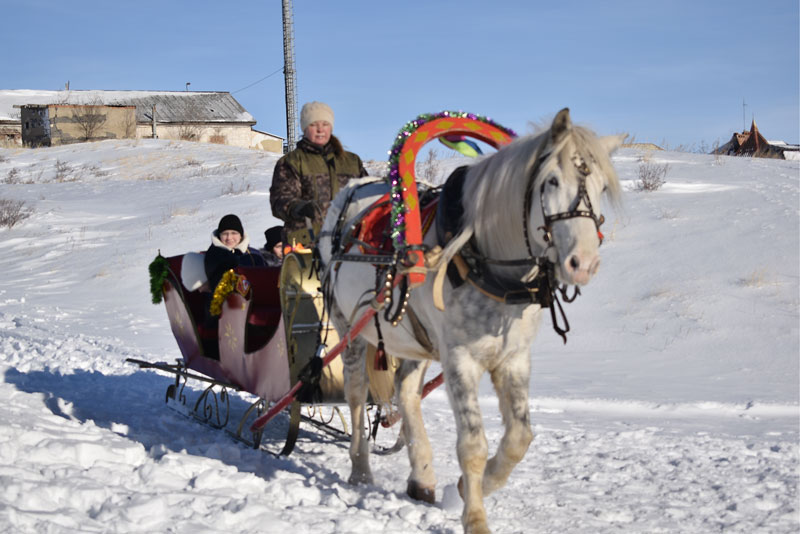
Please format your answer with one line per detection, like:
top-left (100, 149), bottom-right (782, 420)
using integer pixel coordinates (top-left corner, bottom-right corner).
top-left (348, 471), bottom-right (373, 485)
top-left (407, 480), bottom-right (436, 504)
top-left (464, 511), bottom-right (491, 534)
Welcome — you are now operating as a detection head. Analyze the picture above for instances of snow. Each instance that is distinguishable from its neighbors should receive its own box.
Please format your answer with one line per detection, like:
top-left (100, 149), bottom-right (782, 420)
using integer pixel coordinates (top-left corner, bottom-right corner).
top-left (0, 138), bottom-right (797, 533)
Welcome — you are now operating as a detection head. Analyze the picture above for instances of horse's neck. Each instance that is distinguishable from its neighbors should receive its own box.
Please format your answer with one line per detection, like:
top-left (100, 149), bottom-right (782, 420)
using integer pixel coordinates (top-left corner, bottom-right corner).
top-left (461, 150), bottom-right (552, 282)
top-left (466, 195), bottom-right (544, 276)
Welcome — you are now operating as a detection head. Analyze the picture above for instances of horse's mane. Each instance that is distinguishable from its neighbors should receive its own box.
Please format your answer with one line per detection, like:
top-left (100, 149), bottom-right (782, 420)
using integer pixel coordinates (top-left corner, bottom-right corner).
top-left (436, 125), bottom-right (622, 280)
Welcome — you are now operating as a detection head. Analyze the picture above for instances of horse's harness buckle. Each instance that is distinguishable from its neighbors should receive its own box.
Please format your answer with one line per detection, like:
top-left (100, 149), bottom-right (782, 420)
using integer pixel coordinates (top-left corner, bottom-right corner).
top-left (537, 225), bottom-right (552, 244)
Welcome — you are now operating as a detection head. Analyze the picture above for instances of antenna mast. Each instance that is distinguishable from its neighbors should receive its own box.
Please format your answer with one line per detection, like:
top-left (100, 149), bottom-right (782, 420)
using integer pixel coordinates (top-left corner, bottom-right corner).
top-left (742, 98), bottom-right (747, 132)
top-left (282, 0), bottom-right (298, 152)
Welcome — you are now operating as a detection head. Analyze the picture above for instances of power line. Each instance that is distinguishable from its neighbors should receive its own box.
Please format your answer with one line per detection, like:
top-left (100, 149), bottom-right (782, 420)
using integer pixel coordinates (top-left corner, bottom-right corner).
top-left (232, 67), bottom-right (284, 94)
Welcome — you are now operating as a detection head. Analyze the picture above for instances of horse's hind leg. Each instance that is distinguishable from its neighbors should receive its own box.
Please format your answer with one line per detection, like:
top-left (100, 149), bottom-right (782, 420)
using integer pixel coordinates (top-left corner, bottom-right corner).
top-left (483, 354), bottom-right (533, 496)
top-left (331, 304), bottom-right (373, 485)
top-left (396, 359), bottom-right (436, 503)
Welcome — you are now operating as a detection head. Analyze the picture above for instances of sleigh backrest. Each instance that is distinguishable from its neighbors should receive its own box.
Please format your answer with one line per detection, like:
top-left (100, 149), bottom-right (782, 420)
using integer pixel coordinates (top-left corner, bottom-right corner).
top-left (235, 265), bottom-right (282, 353)
top-left (236, 265), bottom-right (282, 325)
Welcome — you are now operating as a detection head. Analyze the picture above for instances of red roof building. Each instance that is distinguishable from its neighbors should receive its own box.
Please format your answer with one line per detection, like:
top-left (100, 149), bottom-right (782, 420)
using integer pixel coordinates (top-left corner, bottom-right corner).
top-left (717, 119), bottom-right (788, 159)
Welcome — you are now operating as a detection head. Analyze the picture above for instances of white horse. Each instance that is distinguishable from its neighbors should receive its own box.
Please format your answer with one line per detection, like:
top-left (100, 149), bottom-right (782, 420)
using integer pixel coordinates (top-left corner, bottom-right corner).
top-left (318, 109), bottom-right (623, 534)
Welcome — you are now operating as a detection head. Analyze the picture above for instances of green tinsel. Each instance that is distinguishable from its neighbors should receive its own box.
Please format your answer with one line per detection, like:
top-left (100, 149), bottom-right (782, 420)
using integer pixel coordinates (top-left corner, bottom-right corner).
top-left (148, 254), bottom-right (170, 304)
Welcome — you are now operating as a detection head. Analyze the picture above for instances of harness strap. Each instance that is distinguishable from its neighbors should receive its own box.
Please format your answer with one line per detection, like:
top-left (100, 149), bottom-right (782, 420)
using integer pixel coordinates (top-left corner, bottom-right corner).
top-left (548, 291), bottom-right (570, 344)
top-left (372, 312), bottom-right (388, 370)
top-left (406, 305), bottom-right (435, 354)
top-left (430, 245), bottom-right (449, 312)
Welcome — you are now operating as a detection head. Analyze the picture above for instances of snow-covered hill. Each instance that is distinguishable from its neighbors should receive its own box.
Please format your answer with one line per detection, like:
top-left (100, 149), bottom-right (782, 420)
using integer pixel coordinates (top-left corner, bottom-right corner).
top-left (0, 139), bottom-right (797, 533)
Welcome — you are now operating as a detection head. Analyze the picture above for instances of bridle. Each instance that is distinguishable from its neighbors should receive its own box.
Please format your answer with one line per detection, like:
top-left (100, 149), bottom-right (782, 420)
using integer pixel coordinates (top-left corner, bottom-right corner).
top-left (522, 151), bottom-right (606, 259)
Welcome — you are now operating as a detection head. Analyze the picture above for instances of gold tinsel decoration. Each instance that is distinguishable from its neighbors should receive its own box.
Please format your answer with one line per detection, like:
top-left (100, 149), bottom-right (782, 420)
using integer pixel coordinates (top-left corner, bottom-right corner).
top-left (209, 269), bottom-right (239, 316)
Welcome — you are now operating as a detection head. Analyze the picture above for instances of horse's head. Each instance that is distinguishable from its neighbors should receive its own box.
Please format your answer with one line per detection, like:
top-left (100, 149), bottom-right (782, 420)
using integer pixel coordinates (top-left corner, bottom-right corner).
top-left (527, 108), bottom-right (623, 286)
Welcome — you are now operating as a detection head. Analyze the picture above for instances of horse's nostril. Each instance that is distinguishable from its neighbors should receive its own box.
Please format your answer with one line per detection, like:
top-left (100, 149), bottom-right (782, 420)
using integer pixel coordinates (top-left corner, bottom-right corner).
top-left (569, 256), bottom-right (580, 270)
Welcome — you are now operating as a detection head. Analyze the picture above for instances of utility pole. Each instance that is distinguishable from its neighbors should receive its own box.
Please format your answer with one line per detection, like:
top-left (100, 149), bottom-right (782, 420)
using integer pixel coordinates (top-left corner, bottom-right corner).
top-left (282, 0), bottom-right (298, 153)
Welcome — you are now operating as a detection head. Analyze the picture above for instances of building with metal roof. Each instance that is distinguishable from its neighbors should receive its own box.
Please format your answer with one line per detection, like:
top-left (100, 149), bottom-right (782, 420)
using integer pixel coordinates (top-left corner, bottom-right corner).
top-left (0, 89), bottom-right (283, 152)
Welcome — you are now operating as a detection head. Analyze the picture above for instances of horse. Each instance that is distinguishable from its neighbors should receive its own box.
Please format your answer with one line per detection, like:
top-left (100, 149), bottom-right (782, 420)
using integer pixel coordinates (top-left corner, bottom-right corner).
top-left (317, 108), bottom-right (623, 534)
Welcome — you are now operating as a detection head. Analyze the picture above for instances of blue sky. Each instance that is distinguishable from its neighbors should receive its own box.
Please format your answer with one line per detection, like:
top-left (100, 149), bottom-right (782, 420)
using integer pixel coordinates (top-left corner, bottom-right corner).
top-left (4, 0), bottom-right (798, 161)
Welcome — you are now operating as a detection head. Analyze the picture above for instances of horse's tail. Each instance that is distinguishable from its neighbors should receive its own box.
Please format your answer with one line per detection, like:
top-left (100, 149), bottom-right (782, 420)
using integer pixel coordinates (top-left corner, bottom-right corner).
top-left (427, 226), bottom-right (474, 311)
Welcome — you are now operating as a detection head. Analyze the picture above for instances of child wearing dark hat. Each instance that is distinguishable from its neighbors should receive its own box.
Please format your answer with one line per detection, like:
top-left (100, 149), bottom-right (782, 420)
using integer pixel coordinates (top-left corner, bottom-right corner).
top-left (198, 215), bottom-right (268, 360)
top-left (261, 225), bottom-right (284, 267)
top-left (204, 214), bottom-right (267, 291)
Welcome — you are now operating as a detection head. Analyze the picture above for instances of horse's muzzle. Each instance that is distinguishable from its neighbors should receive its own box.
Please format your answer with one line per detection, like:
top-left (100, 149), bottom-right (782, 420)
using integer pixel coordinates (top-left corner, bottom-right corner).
top-left (562, 252), bottom-right (600, 286)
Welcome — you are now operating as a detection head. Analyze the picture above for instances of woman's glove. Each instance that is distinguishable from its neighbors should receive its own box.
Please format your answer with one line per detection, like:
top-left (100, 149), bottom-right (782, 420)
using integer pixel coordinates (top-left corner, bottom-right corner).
top-left (292, 200), bottom-right (319, 220)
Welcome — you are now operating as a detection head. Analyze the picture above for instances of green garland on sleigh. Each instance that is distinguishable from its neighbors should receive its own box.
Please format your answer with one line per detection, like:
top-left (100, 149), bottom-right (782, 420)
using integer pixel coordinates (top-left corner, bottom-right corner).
top-left (148, 254), bottom-right (170, 304)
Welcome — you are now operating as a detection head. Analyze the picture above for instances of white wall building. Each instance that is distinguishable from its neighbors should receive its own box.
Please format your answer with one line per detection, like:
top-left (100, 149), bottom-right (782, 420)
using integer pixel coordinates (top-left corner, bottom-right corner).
top-left (0, 89), bottom-right (283, 152)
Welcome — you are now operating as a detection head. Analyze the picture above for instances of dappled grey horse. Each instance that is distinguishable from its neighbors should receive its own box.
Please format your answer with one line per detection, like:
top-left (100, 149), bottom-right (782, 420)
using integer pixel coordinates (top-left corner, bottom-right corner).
top-left (319, 109), bottom-right (623, 534)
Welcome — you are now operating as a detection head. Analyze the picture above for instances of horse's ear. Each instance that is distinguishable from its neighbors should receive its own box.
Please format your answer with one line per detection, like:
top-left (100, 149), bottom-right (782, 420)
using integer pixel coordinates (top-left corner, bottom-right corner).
top-left (599, 133), bottom-right (626, 154)
top-left (550, 108), bottom-right (572, 143)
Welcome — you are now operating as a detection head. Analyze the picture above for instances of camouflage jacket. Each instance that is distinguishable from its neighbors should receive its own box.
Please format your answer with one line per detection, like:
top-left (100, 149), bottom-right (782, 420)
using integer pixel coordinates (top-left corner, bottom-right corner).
top-left (269, 136), bottom-right (367, 235)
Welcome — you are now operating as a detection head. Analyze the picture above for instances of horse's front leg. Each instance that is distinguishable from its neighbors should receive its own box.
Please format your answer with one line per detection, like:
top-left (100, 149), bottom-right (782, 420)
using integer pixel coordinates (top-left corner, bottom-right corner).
top-left (396, 359), bottom-right (436, 503)
top-left (446, 349), bottom-right (491, 534)
top-left (483, 352), bottom-right (533, 495)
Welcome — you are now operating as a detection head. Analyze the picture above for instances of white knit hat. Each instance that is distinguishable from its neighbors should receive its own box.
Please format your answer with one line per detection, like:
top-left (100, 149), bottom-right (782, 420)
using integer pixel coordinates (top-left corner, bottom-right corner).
top-left (300, 101), bottom-right (334, 131)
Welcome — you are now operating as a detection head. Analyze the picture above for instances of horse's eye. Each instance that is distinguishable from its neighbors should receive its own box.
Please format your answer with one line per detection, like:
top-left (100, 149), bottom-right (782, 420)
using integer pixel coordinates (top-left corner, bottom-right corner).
top-left (548, 177), bottom-right (559, 187)
top-left (602, 185), bottom-right (608, 193)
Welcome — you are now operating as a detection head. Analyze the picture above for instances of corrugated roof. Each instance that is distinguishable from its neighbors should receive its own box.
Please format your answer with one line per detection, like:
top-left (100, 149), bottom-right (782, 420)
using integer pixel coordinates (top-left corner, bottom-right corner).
top-left (0, 90), bottom-right (255, 124)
